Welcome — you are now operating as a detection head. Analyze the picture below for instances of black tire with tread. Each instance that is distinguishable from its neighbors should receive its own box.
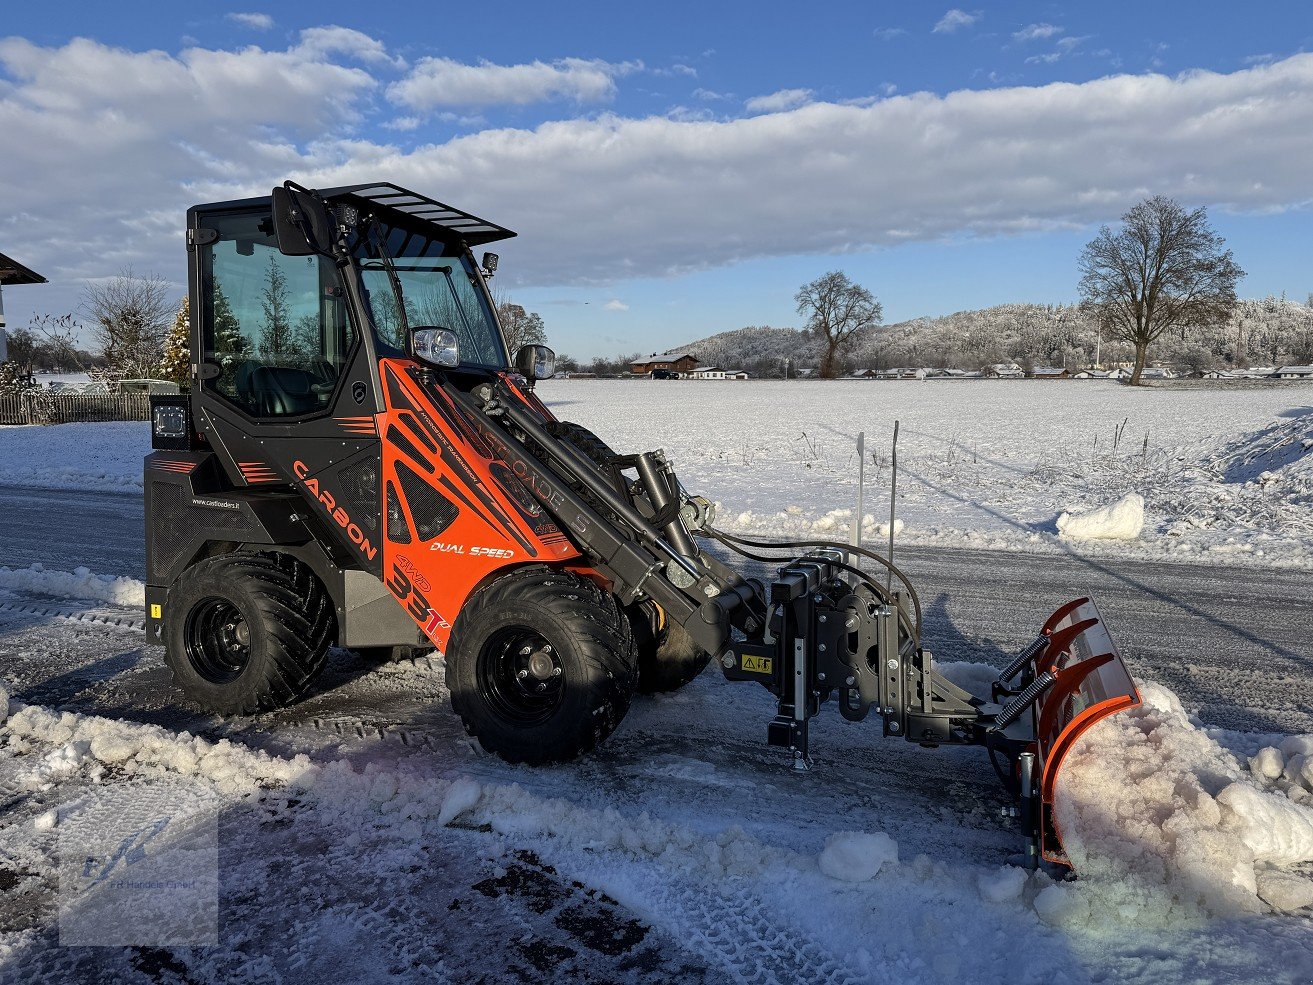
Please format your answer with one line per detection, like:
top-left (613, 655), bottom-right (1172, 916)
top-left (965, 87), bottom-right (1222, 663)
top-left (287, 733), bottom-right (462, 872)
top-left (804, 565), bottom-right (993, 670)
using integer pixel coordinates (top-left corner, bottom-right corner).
top-left (553, 421), bottom-right (713, 694)
top-left (447, 566), bottom-right (638, 764)
top-left (626, 601), bottom-right (713, 694)
top-left (164, 552), bottom-right (334, 715)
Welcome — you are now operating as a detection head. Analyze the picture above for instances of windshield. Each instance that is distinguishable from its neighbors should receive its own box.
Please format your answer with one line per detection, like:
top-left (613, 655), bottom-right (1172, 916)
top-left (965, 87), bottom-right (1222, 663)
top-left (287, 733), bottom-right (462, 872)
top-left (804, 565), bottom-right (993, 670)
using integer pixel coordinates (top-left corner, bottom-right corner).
top-left (357, 236), bottom-right (508, 370)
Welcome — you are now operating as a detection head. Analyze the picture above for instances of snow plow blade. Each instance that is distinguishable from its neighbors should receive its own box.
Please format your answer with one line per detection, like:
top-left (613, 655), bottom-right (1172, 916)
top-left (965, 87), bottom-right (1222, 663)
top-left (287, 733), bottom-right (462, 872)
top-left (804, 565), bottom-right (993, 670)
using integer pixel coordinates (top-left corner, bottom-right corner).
top-left (1015, 597), bottom-right (1141, 865)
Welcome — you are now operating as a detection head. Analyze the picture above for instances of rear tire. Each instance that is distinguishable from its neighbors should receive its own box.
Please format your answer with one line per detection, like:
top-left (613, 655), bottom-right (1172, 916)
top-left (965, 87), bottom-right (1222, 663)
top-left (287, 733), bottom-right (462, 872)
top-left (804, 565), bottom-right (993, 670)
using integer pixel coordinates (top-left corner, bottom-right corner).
top-left (164, 553), bottom-right (334, 715)
top-left (447, 567), bottom-right (638, 764)
top-left (627, 601), bottom-right (713, 694)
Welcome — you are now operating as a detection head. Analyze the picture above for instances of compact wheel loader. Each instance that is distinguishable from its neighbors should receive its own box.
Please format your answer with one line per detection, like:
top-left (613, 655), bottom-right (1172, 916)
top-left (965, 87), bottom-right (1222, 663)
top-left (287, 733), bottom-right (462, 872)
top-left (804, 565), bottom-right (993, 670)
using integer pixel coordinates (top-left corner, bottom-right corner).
top-left (145, 180), bottom-right (1139, 867)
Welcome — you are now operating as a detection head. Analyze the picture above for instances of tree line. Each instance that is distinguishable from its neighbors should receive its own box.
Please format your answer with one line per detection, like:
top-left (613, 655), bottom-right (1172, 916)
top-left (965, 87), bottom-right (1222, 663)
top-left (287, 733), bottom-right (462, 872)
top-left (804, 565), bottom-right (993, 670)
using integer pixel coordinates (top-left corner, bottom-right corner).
top-left (0, 262), bottom-right (552, 395)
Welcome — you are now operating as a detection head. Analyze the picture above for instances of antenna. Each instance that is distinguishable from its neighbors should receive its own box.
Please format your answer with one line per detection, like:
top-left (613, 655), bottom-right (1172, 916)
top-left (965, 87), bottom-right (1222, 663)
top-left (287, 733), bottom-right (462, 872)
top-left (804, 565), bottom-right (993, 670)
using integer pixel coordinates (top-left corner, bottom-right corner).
top-left (850, 431), bottom-right (865, 572)
top-left (887, 420), bottom-right (900, 592)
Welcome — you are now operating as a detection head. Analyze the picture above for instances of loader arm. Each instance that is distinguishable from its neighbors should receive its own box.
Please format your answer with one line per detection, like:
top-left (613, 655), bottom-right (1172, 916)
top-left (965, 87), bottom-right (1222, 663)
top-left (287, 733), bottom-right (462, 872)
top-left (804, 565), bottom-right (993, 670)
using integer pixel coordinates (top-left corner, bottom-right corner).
top-left (451, 373), bottom-right (1140, 866)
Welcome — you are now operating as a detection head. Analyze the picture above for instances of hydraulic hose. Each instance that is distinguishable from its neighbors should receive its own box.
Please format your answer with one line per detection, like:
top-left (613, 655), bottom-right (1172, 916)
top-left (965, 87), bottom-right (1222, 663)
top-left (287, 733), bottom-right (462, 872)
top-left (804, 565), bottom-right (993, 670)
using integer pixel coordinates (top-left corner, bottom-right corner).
top-left (700, 527), bottom-right (923, 637)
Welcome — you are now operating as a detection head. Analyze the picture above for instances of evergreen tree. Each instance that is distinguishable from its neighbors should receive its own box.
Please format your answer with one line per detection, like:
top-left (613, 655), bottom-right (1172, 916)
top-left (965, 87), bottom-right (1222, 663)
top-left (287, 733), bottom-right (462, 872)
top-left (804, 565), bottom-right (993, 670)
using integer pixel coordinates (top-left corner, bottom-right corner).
top-left (258, 256), bottom-right (292, 359)
top-left (160, 296), bottom-right (191, 387)
top-left (0, 360), bottom-right (36, 396)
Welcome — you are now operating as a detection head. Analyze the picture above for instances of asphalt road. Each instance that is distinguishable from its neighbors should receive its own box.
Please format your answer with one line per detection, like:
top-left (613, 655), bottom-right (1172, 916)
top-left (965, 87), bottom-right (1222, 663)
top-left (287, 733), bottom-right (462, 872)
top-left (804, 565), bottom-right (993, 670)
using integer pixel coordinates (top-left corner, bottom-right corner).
top-left (2, 484), bottom-right (1310, 733)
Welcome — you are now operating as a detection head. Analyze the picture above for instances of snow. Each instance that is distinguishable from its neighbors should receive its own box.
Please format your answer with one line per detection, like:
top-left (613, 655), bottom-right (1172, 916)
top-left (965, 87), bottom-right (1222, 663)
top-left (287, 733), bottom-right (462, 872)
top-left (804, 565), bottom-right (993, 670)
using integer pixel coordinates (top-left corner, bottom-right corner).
top-left (539, 379), bottom-right (1313, 569)
top-left (977, 865), bottom-right (1029, 903)
top-left (0, 563), bottom-right (145, 606)
top-left (1054, 679), bottom-right (1313, 923)
top-left (1057, 491), bottom-right (1145, 540)
top-left (2, 381), bottom-right (1312, 568)
top-left (32, 809), bottom-right (57, 832)
top-left (0, 421), bottom-right (148, 493)
top-left (816, 831), bottom-right (898, 882)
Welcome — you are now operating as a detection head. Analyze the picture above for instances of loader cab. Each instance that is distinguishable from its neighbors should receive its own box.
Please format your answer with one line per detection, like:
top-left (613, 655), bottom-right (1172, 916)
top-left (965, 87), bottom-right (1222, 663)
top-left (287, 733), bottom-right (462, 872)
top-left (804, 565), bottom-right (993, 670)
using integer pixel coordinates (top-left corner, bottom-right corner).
top-left (188, 183), bottom-right (517, 423)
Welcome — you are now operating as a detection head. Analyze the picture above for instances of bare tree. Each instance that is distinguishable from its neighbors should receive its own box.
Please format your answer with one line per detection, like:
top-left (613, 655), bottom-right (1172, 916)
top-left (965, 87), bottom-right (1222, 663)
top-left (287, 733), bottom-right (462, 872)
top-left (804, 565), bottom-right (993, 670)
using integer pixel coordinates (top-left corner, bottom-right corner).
top-left (795, 271), bottom-right (882, 378)
top-left (28, 314), bottom-right (87, 372)
top-left (494, 297), bottom-right (548, 355)
top-left (82, 268), bottom-right (175, 380)
top-left (1078, 197), bottom-right (1243, 385)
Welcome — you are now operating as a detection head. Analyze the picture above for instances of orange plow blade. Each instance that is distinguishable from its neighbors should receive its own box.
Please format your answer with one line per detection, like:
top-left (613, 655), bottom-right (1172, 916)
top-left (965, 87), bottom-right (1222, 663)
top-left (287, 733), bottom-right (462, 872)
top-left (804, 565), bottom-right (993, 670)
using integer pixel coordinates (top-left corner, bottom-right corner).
top-left (1028, 597), bottom-right (1141, 865)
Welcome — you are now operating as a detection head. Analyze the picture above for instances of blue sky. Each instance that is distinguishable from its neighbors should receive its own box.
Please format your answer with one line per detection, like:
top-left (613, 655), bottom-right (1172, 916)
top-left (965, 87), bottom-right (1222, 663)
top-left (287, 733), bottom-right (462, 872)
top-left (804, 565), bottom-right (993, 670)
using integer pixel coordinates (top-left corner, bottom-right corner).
top-left (2, 1), bottom-right (1312, 357)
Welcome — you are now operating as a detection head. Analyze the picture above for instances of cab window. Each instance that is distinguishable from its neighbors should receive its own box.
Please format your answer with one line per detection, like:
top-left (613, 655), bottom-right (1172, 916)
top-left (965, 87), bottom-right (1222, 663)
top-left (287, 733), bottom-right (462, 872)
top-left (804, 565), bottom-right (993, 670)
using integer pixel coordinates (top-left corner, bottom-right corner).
top-left (199, 210), bottom-right (356, 417)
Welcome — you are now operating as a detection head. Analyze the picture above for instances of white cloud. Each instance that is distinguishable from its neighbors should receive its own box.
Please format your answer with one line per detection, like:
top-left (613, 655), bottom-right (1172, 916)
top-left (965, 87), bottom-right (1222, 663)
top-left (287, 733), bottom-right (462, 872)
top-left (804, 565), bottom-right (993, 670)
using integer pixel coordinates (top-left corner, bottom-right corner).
top-left (388, 57), bottom-right (637, 110)
top-left (873, 27), bottom-right (907, 41)
top-left (226, 12), bottom-right (273, 31)
top-left (604, 299), bottom-right (629, 311)
top-left (1013, 23), bottom-right (1063, 42)
top-left (744, 87), bottom-right (814, 113)
top-left (4, 35), bottom-right (1313, 316)
top-left (693, 88), bottom-right (732, 101)
top-left (295, 26), bottom-right (404, 68)
top-left (1025, 52), bottom-right (1062, 65)
top-left (933, 9), bottom-right (980, 33)
top-left (653, 63), bottom-right (697, 78)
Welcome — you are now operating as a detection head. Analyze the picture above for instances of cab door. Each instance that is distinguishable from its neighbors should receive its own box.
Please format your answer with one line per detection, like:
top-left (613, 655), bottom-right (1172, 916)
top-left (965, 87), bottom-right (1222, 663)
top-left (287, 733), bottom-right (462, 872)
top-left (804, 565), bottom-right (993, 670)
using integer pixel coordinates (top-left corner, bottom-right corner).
top-left (189, 204), bottom-right (386, 577)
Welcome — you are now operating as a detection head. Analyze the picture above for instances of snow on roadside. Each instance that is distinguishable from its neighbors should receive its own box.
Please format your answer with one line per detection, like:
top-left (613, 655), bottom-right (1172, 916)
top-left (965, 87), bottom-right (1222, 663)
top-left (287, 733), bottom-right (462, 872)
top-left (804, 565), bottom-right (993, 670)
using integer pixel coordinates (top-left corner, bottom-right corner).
top-left (0, 421), bottom-right (148, 493)
top-left (0, 563), bottom-right (145, 607)
top-left (1054, 680), bottom-right (1313, 921)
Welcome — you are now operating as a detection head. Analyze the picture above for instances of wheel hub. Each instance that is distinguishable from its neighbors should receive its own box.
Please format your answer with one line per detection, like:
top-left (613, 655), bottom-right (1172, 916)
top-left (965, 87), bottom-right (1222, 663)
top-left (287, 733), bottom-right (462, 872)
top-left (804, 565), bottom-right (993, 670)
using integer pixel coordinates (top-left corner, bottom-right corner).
top-left (478, 629), bottom-right (565, 725)
top-left (184, 597), bottom-right (252, 685)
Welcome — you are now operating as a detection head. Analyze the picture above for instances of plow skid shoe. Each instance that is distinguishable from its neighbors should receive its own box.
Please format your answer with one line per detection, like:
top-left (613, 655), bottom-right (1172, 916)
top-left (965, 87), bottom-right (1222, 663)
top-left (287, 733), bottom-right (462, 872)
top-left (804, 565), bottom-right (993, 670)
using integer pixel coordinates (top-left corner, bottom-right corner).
top-left (1031, 597), bottom-right (1140, 865)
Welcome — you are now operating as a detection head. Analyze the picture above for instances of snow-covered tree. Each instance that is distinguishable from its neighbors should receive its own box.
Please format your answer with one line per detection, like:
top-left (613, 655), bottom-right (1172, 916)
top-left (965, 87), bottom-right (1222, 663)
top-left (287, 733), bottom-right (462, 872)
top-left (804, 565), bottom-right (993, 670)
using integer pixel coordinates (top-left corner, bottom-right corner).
top-left (0, 360), bottom-right (36, 395)
top-left (159, 296), bottom-right (191, 387)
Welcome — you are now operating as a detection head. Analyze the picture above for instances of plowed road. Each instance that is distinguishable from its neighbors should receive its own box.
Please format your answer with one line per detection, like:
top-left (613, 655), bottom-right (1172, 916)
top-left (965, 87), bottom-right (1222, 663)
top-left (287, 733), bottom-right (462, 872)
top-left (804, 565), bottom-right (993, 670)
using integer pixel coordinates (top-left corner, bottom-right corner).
top-left (3, 484), bottom-right (1310, 733)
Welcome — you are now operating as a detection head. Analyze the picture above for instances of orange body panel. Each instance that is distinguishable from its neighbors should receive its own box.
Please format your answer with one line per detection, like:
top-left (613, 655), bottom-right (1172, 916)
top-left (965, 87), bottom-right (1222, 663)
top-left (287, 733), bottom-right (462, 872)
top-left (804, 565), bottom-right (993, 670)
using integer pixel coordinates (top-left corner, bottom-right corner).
top-left (376, 360), bottom-right (579, 650)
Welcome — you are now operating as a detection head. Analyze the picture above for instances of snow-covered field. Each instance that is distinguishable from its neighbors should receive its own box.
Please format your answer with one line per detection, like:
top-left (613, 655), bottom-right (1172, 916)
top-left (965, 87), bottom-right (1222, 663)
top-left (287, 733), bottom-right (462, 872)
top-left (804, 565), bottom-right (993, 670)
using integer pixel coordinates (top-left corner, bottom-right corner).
top-left (544, 379), bottom-right (1313, 568)
top-left (2, 379), bottom-right (1310, 569)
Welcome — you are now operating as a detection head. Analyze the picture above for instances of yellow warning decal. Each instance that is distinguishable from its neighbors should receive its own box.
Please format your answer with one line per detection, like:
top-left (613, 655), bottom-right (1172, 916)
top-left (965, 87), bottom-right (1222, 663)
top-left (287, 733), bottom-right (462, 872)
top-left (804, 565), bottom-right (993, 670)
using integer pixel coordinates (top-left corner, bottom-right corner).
top-left (150, 604), bottom-right (162, 619)
top-left (741, 654), bottom-right (772, 674)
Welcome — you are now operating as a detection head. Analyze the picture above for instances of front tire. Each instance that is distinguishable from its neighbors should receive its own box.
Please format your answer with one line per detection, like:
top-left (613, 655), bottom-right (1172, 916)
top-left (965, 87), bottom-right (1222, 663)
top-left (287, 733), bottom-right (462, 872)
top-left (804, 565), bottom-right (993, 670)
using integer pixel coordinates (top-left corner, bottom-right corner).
top-left (627, 601), bottom-right (713, 694)
top-left (164, 553), bottom-right (334, 715)
top-left (447, 567), bottom-right (638, 764)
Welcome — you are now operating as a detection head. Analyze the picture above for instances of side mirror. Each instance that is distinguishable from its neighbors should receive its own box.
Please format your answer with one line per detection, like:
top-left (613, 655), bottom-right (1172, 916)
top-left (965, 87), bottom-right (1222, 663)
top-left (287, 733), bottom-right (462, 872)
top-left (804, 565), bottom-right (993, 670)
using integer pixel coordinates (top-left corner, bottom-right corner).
top-left (271, 183), bottom-right (336, 258)
top-left (515, 344), bottom-right (555, 382)
top-left (413, 328), bottom-right (460, 368)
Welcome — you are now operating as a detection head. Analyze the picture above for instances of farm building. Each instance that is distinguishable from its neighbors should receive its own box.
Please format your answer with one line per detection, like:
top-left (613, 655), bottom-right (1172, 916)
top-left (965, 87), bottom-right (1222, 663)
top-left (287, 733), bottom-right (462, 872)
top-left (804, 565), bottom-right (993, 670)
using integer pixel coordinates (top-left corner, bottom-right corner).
top-left (631, 351), bottom-right (700, 376)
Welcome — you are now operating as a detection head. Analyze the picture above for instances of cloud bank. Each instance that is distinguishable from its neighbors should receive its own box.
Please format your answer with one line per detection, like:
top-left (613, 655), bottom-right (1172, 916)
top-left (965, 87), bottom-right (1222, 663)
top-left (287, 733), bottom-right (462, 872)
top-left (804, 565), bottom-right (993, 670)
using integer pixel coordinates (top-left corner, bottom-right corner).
top-left (2, 32), bottom-right (1312, 300)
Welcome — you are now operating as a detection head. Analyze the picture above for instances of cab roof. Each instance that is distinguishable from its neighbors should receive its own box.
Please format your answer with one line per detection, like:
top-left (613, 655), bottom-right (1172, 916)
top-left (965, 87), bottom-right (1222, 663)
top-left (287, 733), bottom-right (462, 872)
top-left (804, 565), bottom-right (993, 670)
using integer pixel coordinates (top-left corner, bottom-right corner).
top-left (194, 181), bottom-right (516, 247)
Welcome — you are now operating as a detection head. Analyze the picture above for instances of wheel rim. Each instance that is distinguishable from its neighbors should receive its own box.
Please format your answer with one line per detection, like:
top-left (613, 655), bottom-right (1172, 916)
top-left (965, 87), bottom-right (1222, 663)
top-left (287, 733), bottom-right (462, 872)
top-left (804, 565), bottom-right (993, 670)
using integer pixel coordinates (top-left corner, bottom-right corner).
top-left (476, 627), bottom-right (565, 726)
top-left (184, 597), bottom-right (252, 684)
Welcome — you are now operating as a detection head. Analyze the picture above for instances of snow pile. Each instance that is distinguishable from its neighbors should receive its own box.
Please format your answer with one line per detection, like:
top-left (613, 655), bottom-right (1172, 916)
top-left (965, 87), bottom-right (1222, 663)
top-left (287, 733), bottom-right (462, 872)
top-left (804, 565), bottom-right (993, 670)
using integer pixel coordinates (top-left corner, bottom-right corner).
top-left (1212, 408), bottom-right (1313, 493)
top-left (977, 865), bottom-right (1028, 903)
top-left (0, 680), bottom-right (9, 725)
top-left (1057, 492), bottom-right (1145, 540)
top-left (1247, 736), bottom-right (1313, 806)
top-left (816, 831), bottom-right (898, 882)
top-left (3, 703), bottom-right (313, 796)
top-left (1053, 681), bottom-right (1313, 921)
top-left (0, 564), bottom-right (145, 607)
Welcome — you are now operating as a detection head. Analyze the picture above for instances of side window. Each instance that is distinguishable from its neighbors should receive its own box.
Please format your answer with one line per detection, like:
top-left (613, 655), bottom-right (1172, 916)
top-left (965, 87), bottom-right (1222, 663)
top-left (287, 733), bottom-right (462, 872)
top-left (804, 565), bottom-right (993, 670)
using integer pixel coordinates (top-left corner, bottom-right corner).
top-left (200, 210), bottom-right (356, 417)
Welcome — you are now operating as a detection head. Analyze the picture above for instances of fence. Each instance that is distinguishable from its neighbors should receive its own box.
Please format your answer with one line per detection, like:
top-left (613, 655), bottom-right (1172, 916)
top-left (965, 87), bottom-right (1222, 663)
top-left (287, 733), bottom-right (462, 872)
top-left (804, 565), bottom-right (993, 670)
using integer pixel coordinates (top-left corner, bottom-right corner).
top-left (0, 392), bottom-right (153, 425)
